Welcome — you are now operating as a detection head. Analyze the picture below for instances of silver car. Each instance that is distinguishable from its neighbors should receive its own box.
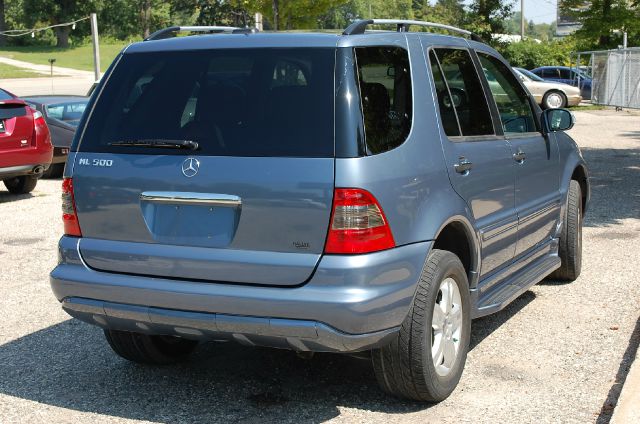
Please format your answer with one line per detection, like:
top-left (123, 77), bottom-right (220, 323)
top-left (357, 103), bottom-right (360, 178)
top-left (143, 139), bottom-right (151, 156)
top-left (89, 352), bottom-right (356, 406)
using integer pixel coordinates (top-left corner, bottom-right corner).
top-left (515, 67), bottom-right (582, 109)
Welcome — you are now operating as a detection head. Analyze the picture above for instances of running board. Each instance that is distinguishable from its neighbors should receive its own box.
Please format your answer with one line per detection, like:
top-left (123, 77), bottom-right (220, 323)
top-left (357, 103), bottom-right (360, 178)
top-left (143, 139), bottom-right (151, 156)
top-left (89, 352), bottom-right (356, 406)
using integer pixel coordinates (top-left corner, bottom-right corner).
top-left (472, 254), bottom-right (560, 319)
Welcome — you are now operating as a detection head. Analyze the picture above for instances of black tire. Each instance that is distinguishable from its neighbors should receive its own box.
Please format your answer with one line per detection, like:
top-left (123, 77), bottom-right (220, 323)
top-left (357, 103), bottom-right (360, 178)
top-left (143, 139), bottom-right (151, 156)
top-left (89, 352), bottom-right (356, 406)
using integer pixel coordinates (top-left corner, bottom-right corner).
top-left (42, 163), bottom-right (64, 179)
top-left (372, 249), bottom-right (471, 402)
top-left (104, 330), bottom-right (198, 365)
top-left (3, 175), bottom-right (38, 194)
top-left (549, 180), bottom-right (583, 281)
top-left (542, 90), bottom-right (567, 109)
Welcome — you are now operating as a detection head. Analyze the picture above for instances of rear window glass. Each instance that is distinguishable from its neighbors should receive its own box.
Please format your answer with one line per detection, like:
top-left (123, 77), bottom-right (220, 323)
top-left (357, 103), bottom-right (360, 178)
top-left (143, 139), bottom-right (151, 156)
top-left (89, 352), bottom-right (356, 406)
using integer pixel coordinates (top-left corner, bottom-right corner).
top-left (79, 48), bottom-right (336, 157)
top-left (355, 46), bottom-right (412, 154)
top-left (0, 89), bottom-right (13, 101)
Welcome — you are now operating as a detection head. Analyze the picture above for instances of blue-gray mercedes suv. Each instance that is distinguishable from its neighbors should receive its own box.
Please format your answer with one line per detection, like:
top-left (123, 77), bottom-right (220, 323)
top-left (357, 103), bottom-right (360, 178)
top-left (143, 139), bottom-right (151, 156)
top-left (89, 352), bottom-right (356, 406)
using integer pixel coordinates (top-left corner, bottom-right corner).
top-left (50, 19), bottom-right (589, 402)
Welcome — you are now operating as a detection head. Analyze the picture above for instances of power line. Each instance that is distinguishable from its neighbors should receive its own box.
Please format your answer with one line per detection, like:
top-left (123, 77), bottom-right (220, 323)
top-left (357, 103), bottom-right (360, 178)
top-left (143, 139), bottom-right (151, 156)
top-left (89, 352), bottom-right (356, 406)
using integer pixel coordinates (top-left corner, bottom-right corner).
top-left (0, 16), bottom-right (90, 37)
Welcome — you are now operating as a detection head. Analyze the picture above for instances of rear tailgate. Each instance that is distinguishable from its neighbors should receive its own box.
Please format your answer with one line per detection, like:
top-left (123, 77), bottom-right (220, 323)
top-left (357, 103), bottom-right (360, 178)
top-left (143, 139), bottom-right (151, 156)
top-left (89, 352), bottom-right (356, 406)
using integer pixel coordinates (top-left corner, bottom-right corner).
top-left (0, 101), bottom-right (32, 154)
top-left (73, 154), bottom-right (333, 285)
top-left (72, 45), bottom-right (337, 286)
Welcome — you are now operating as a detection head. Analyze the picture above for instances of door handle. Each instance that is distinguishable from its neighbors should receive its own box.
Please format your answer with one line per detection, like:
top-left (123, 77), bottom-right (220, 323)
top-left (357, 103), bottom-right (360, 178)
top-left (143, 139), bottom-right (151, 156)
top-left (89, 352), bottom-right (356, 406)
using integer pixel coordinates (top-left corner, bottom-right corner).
top-left (513, 150), bottom-right (526, 163)
top-left (454, 157), bottom-right (473, 174)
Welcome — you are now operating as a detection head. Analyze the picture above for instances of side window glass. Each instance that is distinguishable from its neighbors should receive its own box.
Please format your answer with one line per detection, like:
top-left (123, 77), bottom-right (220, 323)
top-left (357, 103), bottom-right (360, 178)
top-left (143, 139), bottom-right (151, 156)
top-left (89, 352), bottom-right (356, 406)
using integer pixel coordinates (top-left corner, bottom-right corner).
top-left (433, 48), bottom-right (494, 136)
top-left (478, 53), bottom-right (537, 134)
top-left (560, 68), bottom-right (572, 79)
top-left (355, 46), bottom-right (412, 154)
top-left (272, 60), bottom-right (307, 87)
top-left (428, 51), bottom-right (460, 136)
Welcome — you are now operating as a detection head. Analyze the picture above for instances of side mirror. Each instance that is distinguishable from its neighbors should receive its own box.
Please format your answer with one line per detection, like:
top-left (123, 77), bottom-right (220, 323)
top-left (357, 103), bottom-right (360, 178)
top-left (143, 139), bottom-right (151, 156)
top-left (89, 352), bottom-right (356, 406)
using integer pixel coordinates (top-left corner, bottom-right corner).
top-left (542, 108), bottom-right (575, 134)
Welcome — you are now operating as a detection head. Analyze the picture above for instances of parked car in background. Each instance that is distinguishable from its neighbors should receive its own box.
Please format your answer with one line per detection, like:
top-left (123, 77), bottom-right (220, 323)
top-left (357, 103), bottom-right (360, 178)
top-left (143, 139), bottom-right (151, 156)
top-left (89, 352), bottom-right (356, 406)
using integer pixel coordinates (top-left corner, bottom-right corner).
top-left (24, 96), bottom-right (89, 178)
top-left (0, 88), bottom-right (52, 194)
top-left (514, 68), bottom-right (582, 109)
top-left (530, 66), bottom-right (592, 100)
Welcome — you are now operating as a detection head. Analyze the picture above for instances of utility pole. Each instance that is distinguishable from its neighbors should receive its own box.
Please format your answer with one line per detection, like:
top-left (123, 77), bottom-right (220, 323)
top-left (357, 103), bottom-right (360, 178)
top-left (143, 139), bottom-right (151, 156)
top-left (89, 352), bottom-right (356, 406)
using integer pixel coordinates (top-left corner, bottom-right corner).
top-left (521, 0), bottom-right (525, 41)
top-left (90, 12), bottom-right (100, 82)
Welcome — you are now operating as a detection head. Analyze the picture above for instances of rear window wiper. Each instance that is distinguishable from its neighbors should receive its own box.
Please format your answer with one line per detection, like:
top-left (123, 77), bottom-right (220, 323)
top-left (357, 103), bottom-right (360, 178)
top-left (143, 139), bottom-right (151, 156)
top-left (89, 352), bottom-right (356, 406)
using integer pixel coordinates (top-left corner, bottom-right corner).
top-left (108, 139), bottom-right (199, 150)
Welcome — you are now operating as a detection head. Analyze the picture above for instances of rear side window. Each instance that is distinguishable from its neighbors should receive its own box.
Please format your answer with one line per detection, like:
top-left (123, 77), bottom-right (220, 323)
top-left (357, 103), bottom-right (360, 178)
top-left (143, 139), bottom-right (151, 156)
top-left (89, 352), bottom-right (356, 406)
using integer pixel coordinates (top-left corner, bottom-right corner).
top-left (355, 46), bottom-right (412, 154)
top-left (430, 48), bottom-right (494, 137)
top-left (79, 48), bottom-right (335, 157)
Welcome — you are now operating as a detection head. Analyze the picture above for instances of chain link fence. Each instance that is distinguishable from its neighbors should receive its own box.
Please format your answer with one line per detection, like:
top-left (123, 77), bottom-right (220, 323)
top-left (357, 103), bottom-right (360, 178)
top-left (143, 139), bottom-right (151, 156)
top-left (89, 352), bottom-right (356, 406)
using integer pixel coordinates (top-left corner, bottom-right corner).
top-left (574, 48), bottom-right (640, 109)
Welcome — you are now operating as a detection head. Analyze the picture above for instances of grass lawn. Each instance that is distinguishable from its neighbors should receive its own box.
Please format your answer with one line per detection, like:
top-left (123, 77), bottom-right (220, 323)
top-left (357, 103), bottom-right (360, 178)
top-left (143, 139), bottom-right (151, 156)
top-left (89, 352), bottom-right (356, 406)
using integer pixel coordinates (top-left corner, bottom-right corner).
top-left (0, 42), bottom-right (136, 73)
top-left (0, 62), bottom-right (47, 78)
top-left (568, 104), bottom-right (606, 111)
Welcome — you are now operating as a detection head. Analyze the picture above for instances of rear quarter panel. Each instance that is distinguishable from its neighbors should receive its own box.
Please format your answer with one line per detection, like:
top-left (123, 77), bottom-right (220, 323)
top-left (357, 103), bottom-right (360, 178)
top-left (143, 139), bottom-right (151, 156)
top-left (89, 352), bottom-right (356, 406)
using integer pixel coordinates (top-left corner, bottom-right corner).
top-left (335, 34), bottom-right (480, 271)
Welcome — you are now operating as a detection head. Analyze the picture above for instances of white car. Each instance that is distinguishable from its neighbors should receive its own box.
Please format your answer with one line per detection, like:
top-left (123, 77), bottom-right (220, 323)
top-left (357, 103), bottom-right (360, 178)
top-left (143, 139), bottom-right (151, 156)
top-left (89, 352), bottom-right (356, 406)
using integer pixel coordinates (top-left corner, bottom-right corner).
top-left (515, 67), bottom-right (582, 109)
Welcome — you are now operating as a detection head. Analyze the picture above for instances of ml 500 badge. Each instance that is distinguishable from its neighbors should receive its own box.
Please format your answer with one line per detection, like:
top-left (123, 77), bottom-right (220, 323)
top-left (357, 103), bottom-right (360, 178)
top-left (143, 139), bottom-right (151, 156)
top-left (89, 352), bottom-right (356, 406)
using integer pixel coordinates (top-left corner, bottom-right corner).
top-left (78, 158), bottom-right (113, 167)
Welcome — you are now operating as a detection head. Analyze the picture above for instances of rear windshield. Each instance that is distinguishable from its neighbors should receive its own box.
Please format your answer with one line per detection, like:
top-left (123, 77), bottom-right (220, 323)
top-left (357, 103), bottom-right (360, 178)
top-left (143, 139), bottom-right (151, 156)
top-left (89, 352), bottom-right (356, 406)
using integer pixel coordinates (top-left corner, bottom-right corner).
top-left (78, 48), bottom-right (336, 157)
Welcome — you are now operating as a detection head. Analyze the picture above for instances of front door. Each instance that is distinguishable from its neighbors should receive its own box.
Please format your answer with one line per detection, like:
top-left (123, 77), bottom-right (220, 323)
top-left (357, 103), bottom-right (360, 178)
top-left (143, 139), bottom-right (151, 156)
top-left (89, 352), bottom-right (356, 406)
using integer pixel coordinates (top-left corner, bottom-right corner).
top-left (476, 52), bottom-right (561, 258)
top-left (426, 46), bottom-right (518, 278)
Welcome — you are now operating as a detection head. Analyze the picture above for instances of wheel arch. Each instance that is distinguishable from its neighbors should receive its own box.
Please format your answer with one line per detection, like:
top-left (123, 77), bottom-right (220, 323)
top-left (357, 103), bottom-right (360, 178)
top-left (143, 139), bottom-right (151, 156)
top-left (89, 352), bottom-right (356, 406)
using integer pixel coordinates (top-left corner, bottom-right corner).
top-left (431, 216), bottom-right (481, 289)
top-left (570, 164), bottom-right (589, 214)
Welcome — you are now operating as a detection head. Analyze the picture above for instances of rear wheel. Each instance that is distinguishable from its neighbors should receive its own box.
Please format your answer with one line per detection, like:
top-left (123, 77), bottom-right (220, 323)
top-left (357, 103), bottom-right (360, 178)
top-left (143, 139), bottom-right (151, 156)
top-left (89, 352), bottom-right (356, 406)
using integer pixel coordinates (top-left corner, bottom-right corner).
top-left (542, 90), bottom-right (567, 109)
top-left (104, 329), bottom-right (198, 365)
top-left (372, 249), bottom-right (471, 402)
top-left (3, 175), bottom-right (38, 194)
top-left (549, 180), bottom-right (583, 281)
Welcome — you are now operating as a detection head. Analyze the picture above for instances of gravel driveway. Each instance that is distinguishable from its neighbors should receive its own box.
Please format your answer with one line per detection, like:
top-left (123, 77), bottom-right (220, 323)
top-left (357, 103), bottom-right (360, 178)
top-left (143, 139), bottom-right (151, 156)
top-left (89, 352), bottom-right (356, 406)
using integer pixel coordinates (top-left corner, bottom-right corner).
top-left (1, 110), bottom-right (639, 424)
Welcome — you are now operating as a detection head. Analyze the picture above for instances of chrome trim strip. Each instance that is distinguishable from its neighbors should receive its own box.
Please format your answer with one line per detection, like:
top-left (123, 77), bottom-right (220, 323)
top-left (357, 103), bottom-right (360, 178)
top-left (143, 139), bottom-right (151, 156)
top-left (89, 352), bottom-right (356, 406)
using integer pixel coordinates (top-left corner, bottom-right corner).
top-left (140, 191), bottom-right (241, 207)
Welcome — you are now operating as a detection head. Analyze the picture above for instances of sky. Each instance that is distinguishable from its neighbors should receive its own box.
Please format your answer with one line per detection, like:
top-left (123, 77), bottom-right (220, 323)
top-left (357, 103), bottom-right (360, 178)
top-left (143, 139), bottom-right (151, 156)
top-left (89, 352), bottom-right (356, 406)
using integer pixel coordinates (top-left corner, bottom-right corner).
top-left (516, 0), bottom-right (558, 24)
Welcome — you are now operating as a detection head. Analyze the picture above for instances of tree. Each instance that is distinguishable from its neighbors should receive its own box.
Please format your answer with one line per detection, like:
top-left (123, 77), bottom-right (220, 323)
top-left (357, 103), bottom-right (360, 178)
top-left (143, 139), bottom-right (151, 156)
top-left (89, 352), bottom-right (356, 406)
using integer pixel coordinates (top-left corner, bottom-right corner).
top-left (0, 0), bottom-right (5, 46)
top-left (241, 0), bottom-right (350, 30)
top-left (561, 0), bottom-right (640, 49)
top-left (467, 0), bottom-right (513, 41)
top-left (22, 0), bottom-right (103, 47)
top-left (319, 0), bottom-right (412, 30)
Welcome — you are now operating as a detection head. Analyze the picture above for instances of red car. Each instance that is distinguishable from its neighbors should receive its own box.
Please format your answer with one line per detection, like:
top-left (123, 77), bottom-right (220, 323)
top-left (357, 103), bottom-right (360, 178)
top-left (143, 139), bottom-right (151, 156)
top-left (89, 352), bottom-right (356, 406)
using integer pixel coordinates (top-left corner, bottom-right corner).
top-left (0, 88), bottom-right (52, 194)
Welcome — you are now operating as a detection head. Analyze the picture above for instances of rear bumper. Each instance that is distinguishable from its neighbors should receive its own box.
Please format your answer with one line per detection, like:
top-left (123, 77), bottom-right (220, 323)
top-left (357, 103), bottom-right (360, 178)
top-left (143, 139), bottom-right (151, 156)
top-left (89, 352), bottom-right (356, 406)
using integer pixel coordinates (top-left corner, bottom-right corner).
top-left (61, 297), bottom-right (399, 352)
top-left (567, 95), bottom-right (582, 106)
top-left (52, 146), bottom-right (69, 164)
top-left (51, 237), bottom-right (431, 352)
top-left (0, 163), bottom-right (49, 179)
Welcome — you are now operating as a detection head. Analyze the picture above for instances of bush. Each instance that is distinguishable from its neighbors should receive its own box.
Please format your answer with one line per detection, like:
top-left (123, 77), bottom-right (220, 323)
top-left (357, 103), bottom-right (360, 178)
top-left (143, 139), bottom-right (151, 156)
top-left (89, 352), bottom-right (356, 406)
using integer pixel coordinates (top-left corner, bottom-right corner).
top-left (498, 40), bottom-right (576, 70)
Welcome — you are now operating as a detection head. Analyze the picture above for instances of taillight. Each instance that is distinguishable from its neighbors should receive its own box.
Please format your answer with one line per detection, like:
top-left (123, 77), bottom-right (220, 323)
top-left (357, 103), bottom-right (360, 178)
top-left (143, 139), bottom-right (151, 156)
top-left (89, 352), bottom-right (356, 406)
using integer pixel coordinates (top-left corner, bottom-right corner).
top-left (31, 109), bottom-right (50, 145)
top-left (62, 178), bottom-right (82, 237)
top-left (324, 188), bottom-right (395, 254)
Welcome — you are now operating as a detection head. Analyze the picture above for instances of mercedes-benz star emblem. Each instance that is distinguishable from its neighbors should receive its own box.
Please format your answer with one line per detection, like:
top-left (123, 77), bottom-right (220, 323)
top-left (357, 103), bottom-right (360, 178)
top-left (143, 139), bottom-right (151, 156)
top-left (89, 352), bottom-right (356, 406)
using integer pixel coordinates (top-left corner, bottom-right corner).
top-left (181, 158), bottom-right (200, 178)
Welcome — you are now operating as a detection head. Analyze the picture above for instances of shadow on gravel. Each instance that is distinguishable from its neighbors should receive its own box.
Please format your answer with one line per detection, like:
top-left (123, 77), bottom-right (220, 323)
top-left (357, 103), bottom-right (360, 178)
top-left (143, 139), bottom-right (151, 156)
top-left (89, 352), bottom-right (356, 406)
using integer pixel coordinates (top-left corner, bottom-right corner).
top-left (0, 320), bottom-right (428, 423)
top-left (0, 191), bottom-right (33, 204)
top-left (596, 317), bottom-right (640, 424)
top-left (581, 147), bottom-right (640, 228)
top-left (470, 291), bottom-right (536, 351)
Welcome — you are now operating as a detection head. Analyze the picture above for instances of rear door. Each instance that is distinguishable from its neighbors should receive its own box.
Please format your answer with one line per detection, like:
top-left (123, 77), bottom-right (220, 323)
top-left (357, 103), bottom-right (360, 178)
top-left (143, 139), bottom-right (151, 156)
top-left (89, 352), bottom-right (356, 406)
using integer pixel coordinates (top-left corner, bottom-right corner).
top-left (426, 46), bottom-right (517, 278)
top-left (72, 47), bottom-right (336, 286)
top-left (476, 52), bottom-right (560, 258)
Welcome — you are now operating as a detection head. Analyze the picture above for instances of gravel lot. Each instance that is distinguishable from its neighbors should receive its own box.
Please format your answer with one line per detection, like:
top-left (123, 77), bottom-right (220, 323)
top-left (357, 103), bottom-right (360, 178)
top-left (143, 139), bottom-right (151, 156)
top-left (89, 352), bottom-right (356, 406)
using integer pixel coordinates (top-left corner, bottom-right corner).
top-left (1, 110), bottom-right (639, 423)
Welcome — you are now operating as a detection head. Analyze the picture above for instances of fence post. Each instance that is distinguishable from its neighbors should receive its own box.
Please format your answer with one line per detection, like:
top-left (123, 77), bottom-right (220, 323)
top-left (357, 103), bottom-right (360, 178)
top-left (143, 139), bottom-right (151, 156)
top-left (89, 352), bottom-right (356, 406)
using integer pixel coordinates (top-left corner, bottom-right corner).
top-left (90, 13), bottom-right (100, 82)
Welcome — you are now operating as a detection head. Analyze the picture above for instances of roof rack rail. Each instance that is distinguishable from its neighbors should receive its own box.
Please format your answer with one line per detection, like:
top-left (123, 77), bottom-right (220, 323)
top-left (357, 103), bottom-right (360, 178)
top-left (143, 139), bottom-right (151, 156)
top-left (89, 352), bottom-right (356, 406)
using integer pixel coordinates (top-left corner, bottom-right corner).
top-left (144, 25), bottom-right (257, 41)
top-left (342, 19), bottom-right (483, 42)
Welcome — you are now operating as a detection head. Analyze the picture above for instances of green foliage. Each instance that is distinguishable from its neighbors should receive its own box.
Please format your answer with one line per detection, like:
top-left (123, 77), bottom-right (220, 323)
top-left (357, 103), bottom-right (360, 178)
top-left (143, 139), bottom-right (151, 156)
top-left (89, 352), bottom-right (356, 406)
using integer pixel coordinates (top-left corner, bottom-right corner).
top-left (466, 0), bottom-right (513, 42)
top-left (498, 39), bottom-right (575, 69)
top-left (22, 0), bottom-right (104, 47)
top-left (562, 0), bottom-right (640, 49)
